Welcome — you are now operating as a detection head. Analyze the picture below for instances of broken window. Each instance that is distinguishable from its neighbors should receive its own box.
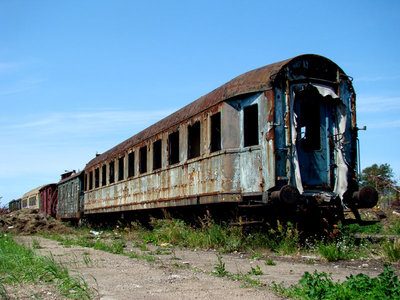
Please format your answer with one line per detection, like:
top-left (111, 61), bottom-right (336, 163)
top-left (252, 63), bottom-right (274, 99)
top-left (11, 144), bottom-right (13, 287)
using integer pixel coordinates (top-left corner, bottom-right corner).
top-left (188, 121), bottom-right (201, 159)
top-left (95, 168), bottom-right (100, 188)
top-left (29, 196), bottom-right (36, 206)
top-left (210, 112), bottom-right (221, 152)
top-left (168, 131), bottom-right (180, 165)
top-left (298, 98), bottom-right (321, 151)
top-left (139, 146), bottom-right (147, 174)
top-left (128, 151), bottom-right (135, 178)
top-left (89, 171), bottom-right (93, 190)
top-left (153, 139), bottom-right (162, 170)
top-left (109, 161), bottom-right (115, 184)
top-left (244, 104), bottom-right (259, 147)
top-left (118, 156), bottom-right (124, 181)
top-left (101, 165), bottom-right (107, 186)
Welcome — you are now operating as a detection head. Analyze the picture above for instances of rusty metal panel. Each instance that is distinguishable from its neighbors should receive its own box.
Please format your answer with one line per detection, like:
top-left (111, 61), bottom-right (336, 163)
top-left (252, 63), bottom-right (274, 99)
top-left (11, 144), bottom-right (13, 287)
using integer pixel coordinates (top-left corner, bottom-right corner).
top-left (57, 171), bottom-right (84, 219)
top-left (39, 184), bottom-right (58, 217)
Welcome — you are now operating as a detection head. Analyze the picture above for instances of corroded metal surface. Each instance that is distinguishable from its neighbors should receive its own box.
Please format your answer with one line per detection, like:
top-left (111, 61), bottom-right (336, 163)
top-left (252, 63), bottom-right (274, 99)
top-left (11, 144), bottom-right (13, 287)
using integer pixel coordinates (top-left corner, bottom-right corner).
top-left (86, 54), bottom-right (345, 170)
top-left (57, 171), bottom-right (84, 219)
top-left (83, 54), bottom-right (359, 215)
top-left (39, 184), bottom-right (58, 217)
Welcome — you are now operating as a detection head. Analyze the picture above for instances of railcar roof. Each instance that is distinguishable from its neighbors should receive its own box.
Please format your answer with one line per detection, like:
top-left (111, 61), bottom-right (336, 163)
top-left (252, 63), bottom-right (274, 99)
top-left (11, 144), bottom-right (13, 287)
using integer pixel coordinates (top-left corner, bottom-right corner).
top-left (22, 185), bottom-right (46, 199)
top-left (58, 171), bottom-right (83, 185)
top-left (85, 54), bottom-right (343, 169)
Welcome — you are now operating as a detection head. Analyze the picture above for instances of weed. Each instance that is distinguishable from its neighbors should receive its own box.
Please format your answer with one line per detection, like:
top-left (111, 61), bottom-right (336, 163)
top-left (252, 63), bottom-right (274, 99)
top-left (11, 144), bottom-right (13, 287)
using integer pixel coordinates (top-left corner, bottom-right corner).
top-left (267, 221), bottom-right (300, 255)
top-left (0, 234), bottom-right (95, 299)
top-left (132, 241), bottom-right (150, 252)
top-left (83, 253), bottom-right (92, 267)
top-left (32, 238), bottom-right (41, 249)
top-left (250, 253), bottom-right (263, 259)
top-left (247, 265), bottom-right (263, 275)
top-left (264, 259), bottom-right (276, 266)
top-left (383, 239), bottom-right (400, 262)
top-left (212, 254), bottom-right (228, 277)
top-left (275, 264), bottom-right (400, 299)
top-left (0, 282), bottom-right (9, 300)
top-left (317, 237), bottom-right (361, 261)
top-left (128, 252), bottom-right (157, 263)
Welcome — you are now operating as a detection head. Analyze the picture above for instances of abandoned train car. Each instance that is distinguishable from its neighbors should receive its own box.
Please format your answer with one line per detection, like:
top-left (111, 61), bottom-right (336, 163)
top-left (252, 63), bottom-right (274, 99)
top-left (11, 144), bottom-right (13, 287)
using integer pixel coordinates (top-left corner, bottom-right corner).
top-left (21, 185), bottom-right (44, 210)
top-left (39, 183), bottom-right (58, 218)
top-left (83, 54), bottom-right (377, 223)
top-left (8, 199), bottom-right (21, 212)
top-left (57, 171), bottom-right (85, 220)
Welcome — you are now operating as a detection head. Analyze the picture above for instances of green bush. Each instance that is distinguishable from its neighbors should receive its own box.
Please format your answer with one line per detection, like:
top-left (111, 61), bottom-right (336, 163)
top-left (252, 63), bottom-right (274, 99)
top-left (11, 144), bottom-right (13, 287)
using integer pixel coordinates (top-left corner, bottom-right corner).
top-left (279, 264), bottom-right (400, 299)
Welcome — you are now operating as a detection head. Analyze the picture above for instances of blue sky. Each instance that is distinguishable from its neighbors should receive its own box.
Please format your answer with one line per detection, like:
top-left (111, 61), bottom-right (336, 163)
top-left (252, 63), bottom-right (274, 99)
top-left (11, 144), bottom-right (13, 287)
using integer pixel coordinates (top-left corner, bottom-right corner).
top-left (1, 1), bottom-right (399, 204)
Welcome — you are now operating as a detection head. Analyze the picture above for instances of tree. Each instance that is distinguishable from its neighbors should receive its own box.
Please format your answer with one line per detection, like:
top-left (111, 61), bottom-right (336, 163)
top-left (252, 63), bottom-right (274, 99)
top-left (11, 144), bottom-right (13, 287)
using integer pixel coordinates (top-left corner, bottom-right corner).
top-left (360, 163), bottom-right (397, 199)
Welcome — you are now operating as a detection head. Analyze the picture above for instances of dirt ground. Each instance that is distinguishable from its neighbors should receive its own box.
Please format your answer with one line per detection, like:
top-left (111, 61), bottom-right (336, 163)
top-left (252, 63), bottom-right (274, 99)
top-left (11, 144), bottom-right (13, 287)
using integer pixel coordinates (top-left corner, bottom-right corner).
top-left (6, 235), bottom-right (397, 300)
top-left (2, 209), bottom-right (399, 299)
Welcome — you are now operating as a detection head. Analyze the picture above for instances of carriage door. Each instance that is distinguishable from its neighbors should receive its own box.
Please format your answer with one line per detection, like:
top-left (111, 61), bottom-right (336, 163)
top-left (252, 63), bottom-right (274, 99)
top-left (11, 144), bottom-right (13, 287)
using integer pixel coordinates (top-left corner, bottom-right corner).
top-left (293, 84), bottom-right (337, 190)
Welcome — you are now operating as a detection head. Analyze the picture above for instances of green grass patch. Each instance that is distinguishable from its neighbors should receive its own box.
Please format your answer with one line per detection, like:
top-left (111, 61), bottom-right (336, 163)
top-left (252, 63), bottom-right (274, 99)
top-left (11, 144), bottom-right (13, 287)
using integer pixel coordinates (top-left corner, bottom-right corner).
top-left (0, 233), bottom-right (95, 299)
top-left (274, 264), bottom-right (400, 299)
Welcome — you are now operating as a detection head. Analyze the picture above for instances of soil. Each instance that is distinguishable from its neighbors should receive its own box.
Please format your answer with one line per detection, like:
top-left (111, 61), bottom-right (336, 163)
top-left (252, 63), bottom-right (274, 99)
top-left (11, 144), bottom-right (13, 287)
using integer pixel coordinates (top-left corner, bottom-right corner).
top-left (2, 209), bottom-right (400, 299)
top-left (0, 209), bottom-right (74, 235)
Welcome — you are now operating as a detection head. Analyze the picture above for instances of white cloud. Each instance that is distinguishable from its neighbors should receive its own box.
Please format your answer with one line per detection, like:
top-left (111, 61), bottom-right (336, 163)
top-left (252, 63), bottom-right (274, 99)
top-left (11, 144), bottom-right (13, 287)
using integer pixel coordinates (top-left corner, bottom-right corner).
top-left (4, 108), bottom-right (176, 137)
top-left (365, 119), bottom-right (400, 129)
top-left (357, 96), bottom-right (400, 113)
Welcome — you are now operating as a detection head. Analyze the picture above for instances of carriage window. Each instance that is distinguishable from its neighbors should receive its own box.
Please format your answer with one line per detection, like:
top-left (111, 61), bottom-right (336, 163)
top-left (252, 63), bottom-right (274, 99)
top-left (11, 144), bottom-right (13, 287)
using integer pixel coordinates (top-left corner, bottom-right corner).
top-left (109, 161), bottom-right (115, 184)
top-left (101, 165), bottom-right (107, 186)
top-left (95, 168), bottom-right (100, 188)
top-left (139, 146), bottom-right (147, 174)
top-left (188, 121), bottom-right (201, 159)
top-left (211, 112), bottom-right (221, 152)
top-left (168, 131), bottom-right (179, 165)
top-left (153, 139), bottom-right (162, 170)
top-left (89, 171), bottom-right (93, 190)
top-left (29, 196), bottom-right (36, 206)
top-left (299, 98), bottom-right (321, 151)
top-left (128, 152), bottom-right (135, 178)
top-left (118, 156), bottom-right (124, 181)
top-left (244, 104), bottom-right (259, 147)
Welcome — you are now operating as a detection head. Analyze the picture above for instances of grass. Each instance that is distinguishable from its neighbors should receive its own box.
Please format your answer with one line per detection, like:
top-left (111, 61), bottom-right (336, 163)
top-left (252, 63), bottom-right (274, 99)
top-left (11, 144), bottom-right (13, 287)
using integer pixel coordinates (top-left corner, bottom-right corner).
top-left (0, 233), bottom-right (95, 299)
top-left (274, 264), bottom-right (400, 299)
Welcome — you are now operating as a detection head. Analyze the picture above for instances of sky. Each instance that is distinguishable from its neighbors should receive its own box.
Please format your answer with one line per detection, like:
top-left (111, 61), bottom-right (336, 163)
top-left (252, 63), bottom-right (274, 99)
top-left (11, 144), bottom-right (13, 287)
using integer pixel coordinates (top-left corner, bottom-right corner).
top-left (1, 0), bottom-right (399, 204)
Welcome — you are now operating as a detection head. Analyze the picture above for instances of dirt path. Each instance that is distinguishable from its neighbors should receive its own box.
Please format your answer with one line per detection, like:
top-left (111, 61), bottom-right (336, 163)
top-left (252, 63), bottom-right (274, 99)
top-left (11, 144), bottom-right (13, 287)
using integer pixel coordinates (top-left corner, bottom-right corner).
top-left (12, 236), bottom-right (397, 299)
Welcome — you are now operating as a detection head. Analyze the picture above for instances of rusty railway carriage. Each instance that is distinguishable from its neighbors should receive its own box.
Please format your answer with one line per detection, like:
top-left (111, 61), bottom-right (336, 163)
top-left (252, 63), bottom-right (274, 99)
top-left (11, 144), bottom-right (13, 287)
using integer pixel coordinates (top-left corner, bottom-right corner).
top-left (83, 54), bottom-right (377, 224)
top-left (21, 185), bottom-right (44, 210)
top-left (57, 171), bottom-right (85, 220)
top-left (8, 199), bottom-right (21, 212)
top-left (39, 184), bottom-right (58, 218)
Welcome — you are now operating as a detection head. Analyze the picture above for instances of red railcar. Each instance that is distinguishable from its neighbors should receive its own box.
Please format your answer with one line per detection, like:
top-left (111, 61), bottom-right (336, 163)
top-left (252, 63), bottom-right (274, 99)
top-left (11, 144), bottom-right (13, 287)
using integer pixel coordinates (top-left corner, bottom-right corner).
top-left (39, 184), bottom-right (58, 218)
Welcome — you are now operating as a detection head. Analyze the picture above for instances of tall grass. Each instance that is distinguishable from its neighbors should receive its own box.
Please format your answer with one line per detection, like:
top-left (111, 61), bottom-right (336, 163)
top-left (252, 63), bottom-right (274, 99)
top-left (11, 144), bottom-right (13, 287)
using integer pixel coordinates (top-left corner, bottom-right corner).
top-left (0, 233), bottom-right (95, 299)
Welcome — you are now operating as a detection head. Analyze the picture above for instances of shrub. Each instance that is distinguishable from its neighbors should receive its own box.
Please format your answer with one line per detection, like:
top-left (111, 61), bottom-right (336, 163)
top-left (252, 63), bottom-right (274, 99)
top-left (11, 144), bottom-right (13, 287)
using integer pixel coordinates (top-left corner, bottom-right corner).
top-left (278, 264), bottom-right (400, 299)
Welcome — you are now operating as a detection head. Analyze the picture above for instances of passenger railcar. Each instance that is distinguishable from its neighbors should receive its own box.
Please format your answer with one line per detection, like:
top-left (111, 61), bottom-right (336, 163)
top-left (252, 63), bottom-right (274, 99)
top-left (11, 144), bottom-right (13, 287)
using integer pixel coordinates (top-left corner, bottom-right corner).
top-left (57, 171), bottom-right (84, 220)
top-left (39, 183), bottom-right (58, 218)
top-left (21, 185), bottom-right (44, 210)
top-left (83, 54), bottom-right (377, 224)
top-left (8, 199), bottom-right (21, 212)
